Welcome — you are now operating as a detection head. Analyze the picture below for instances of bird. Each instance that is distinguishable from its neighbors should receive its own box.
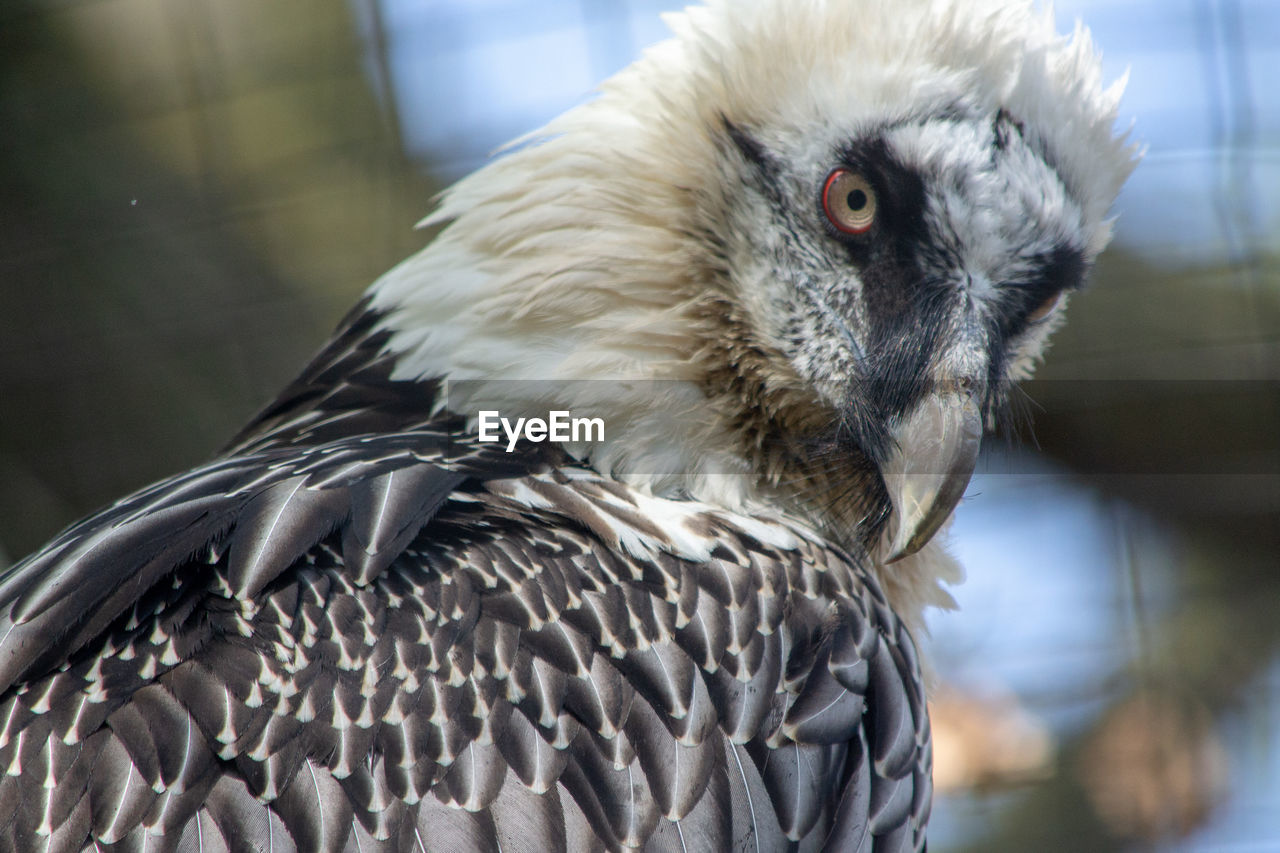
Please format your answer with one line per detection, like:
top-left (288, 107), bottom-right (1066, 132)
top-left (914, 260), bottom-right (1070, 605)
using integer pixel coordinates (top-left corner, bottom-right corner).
top-left (0, 0), bottom-right (1135, 850)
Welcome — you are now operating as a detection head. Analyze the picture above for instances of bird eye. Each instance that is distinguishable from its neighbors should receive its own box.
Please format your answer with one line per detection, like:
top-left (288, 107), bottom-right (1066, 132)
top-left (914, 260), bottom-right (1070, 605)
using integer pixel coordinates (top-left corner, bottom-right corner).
top-left (1026, 293), bottom-right (1063, 323)
top-left (822, 169), bottom-right (877, 235)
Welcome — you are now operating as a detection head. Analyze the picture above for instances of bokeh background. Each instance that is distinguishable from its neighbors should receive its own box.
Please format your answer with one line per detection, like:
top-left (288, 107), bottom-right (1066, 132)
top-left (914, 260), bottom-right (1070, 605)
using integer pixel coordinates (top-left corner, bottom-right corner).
top-left (1, 1), bottom-right (1277, 849)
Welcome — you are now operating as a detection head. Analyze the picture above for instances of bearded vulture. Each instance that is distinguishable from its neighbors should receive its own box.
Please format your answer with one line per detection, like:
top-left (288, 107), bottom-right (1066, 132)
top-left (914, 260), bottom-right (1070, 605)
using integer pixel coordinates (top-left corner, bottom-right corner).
top-left (0, 0), bottom-right (1135, 850)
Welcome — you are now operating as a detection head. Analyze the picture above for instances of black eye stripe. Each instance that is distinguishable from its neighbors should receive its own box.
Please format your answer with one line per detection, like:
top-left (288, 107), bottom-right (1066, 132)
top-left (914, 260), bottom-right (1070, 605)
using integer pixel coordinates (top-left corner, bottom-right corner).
top-left (820, 138), bottom-right (928, 255)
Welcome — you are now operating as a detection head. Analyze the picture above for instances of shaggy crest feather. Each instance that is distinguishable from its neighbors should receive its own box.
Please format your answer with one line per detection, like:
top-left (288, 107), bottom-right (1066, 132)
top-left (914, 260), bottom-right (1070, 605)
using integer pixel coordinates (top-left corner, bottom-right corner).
top-left (369, 0), bottom-right (1137, 621)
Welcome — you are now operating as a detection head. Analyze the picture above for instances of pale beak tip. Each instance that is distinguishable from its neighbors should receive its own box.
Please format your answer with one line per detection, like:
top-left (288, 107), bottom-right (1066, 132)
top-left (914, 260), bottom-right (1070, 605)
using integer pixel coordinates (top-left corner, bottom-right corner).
top-left (878, 390), bottom-right (983, 565)
top-left (883, 546), bottom-right (912, 565)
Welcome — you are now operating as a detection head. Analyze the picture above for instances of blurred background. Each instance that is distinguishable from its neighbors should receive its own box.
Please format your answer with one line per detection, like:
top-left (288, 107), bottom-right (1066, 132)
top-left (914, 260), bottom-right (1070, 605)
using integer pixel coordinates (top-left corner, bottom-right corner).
top-left (0, 0), bottom-right (1276, 849)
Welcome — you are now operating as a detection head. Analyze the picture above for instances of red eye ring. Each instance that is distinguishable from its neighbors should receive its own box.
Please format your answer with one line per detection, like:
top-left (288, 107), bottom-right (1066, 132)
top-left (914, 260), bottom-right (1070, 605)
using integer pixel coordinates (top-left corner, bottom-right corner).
top-left (822, 169), bottom-right (877, 235)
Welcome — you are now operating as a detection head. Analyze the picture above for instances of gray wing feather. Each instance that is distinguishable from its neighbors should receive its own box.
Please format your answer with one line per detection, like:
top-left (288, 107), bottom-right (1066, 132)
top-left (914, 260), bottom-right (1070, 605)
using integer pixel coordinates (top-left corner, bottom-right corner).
top-left (823, 730), bottom-right (874, 853)
top-left (725, 739), bottom-right (788, 852)
top-left (651, 751), bottom-right (732, 851)
top-left (272, 758), bottom-right (354, 853)
top-left (489, 769), bottom-right (569, 853)
top-left (0, 433), bottom-right (930, 851)
top-left (227, 477), bottom-right (348, 599)
top-left (343, 468), bottom-right (465, 586)
top-left (624, 697), bottom-right (716, 821)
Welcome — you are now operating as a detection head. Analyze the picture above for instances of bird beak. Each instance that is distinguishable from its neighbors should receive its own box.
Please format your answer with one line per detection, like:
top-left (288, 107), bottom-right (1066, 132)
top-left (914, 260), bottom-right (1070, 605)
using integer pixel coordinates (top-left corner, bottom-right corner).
top-left (879, 387), bottom-right (982, 563)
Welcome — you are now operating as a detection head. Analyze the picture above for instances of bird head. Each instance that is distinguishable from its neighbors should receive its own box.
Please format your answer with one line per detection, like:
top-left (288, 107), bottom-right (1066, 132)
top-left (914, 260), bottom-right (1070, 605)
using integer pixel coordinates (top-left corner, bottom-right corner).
top-left (366, 0), bottom-right (1138, 622)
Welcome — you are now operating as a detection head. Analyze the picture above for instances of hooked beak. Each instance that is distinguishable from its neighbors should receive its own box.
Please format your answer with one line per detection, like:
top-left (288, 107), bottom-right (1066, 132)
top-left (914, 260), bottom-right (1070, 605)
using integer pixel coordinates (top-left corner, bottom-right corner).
top-left (879, 388), bottom-right (983, 563)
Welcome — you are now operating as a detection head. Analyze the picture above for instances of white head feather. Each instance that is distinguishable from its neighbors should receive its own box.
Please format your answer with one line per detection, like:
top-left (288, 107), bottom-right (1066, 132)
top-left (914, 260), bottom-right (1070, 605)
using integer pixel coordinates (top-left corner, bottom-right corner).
top-left (364, 0), bottom-right (1138, 626)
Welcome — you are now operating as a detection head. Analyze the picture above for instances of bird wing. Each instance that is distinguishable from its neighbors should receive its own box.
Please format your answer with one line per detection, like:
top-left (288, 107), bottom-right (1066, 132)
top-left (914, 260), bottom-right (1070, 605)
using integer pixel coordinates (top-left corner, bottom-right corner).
top-left (0, 426), bottom-right (928, 851)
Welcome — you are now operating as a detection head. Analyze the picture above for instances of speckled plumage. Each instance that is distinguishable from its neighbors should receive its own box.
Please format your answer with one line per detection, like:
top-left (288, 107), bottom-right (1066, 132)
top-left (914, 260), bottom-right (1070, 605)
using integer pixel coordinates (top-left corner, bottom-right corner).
top-left (1, 0), bottom-right (1136, 849)
top-left (0, 412), bottom-right (927, 851)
